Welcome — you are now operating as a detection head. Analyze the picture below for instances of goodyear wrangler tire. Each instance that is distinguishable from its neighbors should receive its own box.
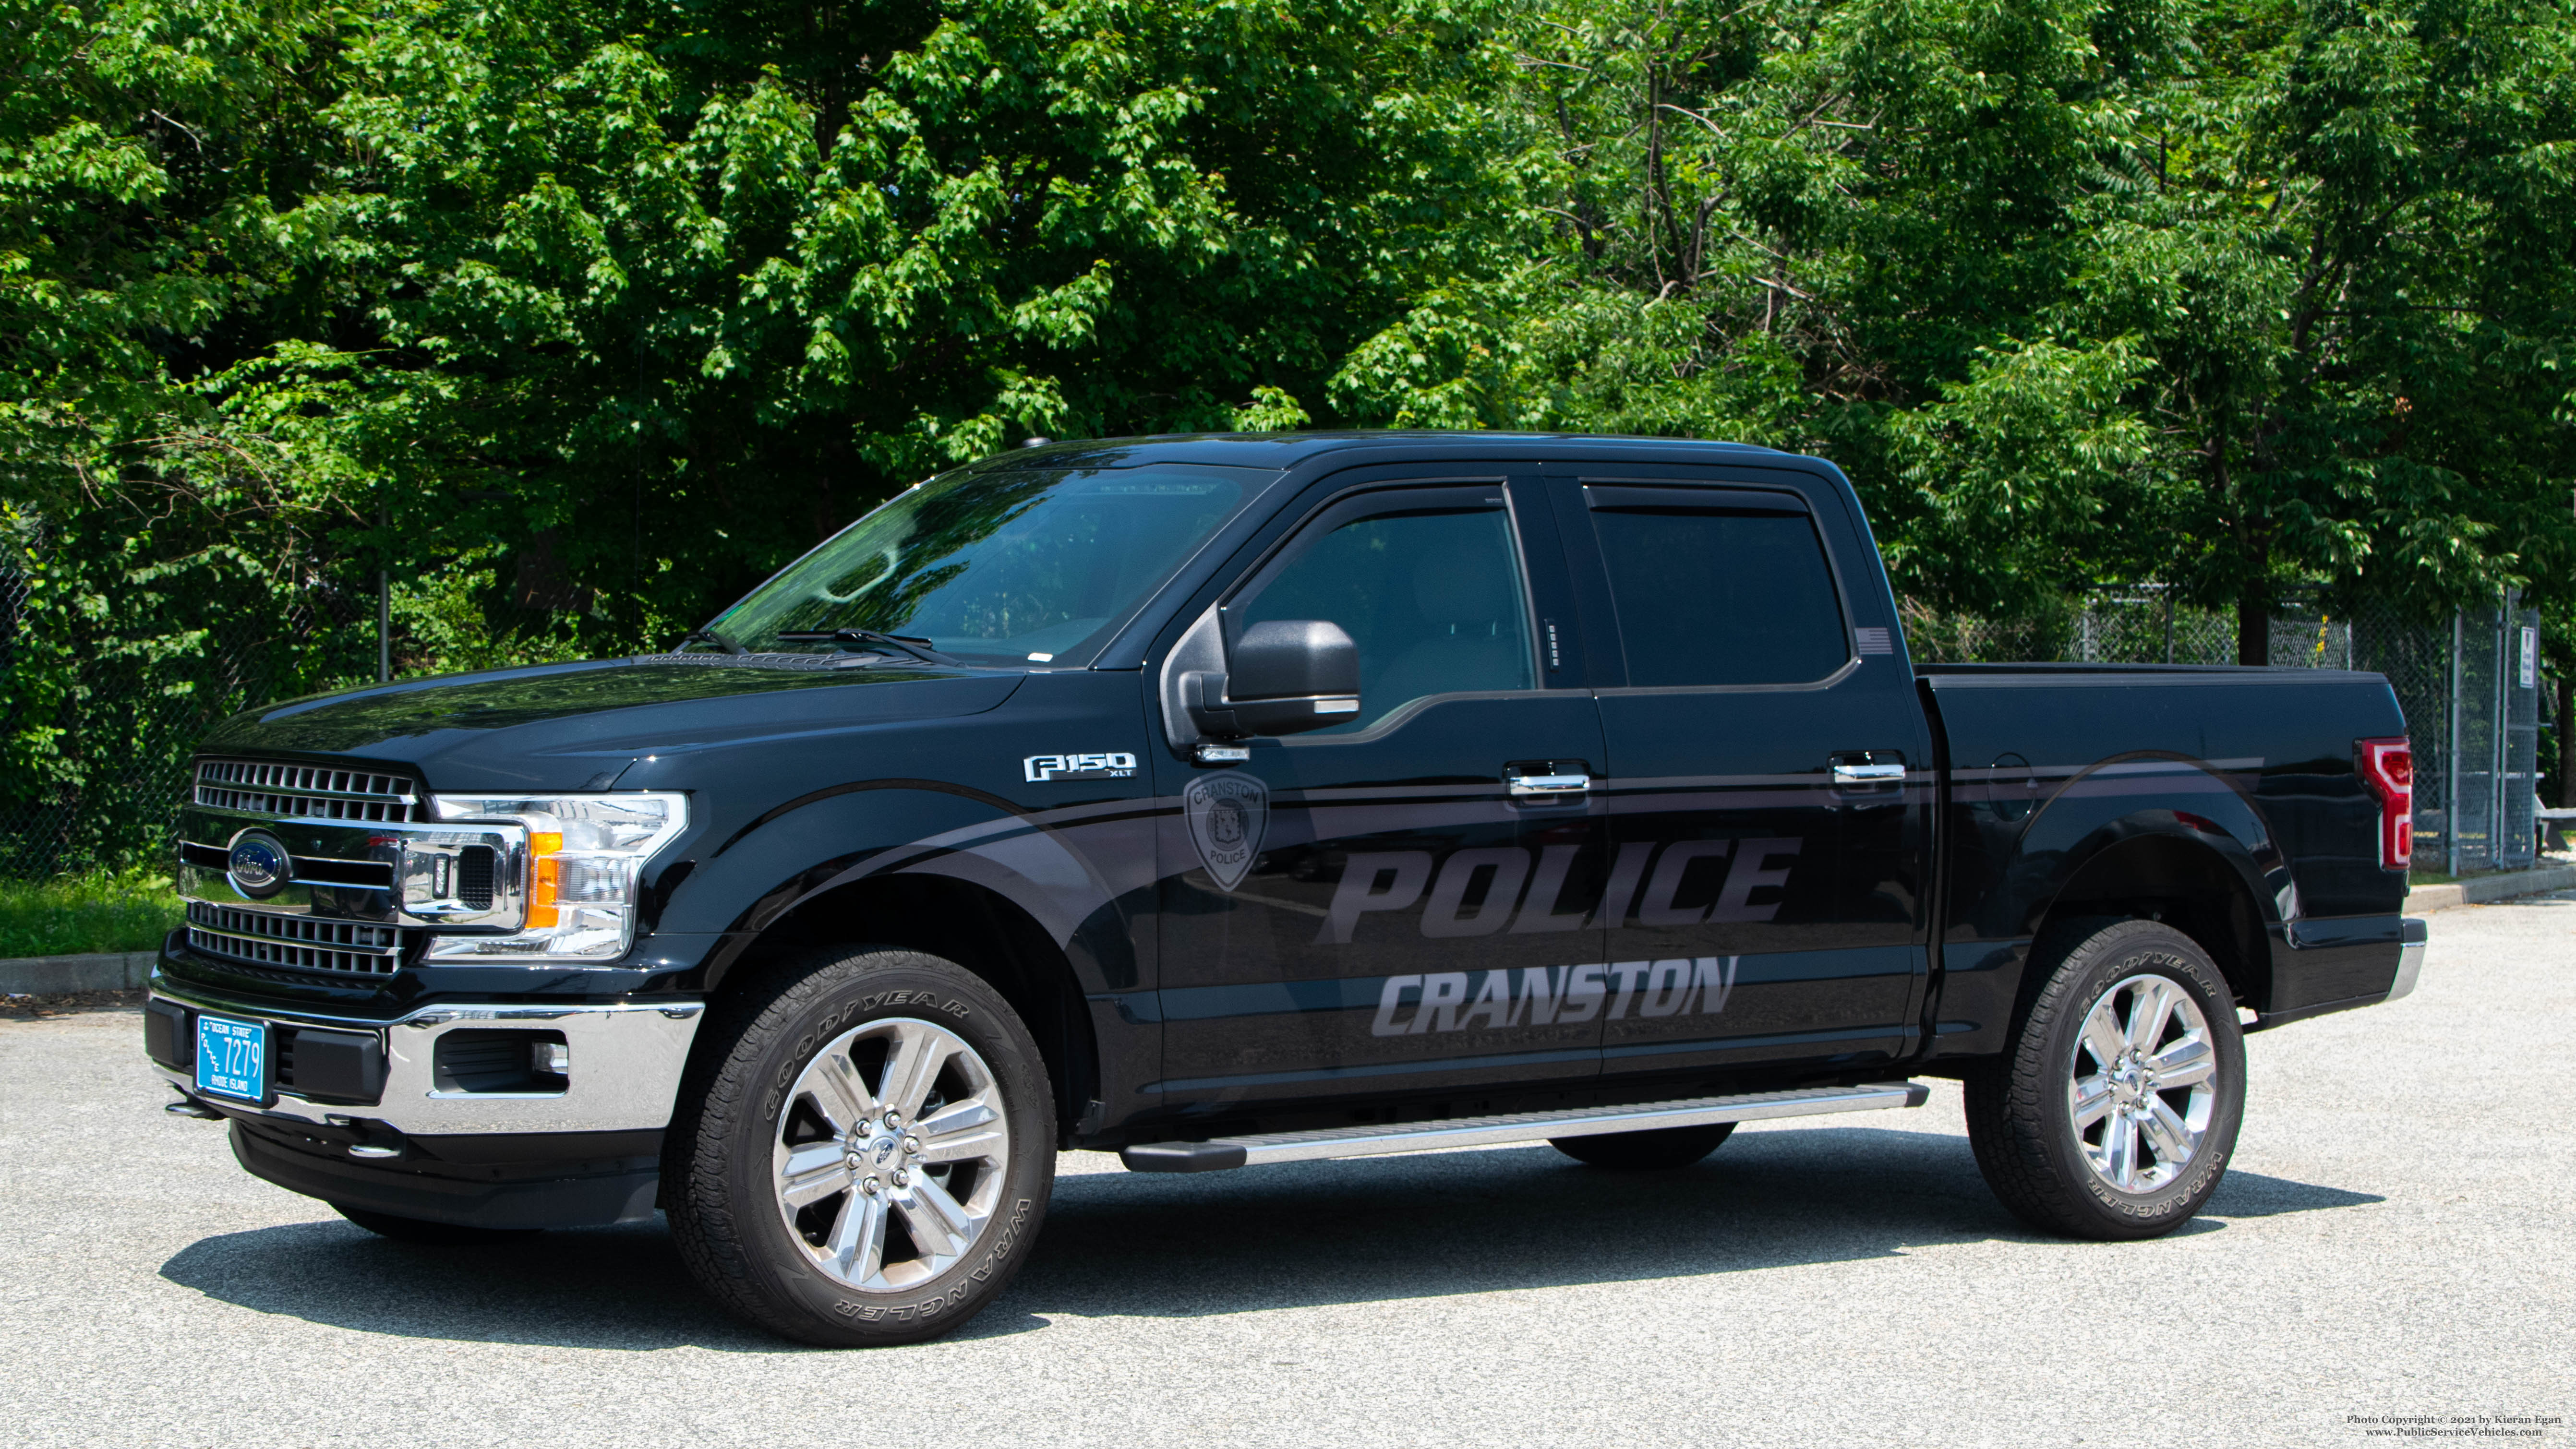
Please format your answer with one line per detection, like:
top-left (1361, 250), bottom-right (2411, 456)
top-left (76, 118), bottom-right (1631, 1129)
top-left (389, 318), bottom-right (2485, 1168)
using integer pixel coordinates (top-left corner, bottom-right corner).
top-left (1964, 918), bottom-right (2245, 1241)
top-left (665, 946), bottom-right (1056, 1346)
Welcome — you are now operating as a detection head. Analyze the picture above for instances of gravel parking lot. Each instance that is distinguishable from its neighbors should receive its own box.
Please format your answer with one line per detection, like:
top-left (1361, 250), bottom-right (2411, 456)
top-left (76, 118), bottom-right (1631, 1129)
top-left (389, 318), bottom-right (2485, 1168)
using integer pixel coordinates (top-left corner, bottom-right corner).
top-left (4, 897), bottom-right (2570, 1449)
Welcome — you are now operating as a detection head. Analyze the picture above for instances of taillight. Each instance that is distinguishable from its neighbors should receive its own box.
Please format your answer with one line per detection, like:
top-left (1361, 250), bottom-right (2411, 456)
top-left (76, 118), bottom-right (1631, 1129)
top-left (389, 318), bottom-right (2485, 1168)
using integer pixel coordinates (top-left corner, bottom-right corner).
top-left (2357, 737), bottom-right (2412, 871)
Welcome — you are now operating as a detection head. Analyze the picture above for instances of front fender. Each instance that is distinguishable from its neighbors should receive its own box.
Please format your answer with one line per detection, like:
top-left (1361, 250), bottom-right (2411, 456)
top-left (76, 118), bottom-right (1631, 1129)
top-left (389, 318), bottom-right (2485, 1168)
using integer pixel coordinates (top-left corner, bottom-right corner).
top-left (659, 781), bottom-right (1159, 997)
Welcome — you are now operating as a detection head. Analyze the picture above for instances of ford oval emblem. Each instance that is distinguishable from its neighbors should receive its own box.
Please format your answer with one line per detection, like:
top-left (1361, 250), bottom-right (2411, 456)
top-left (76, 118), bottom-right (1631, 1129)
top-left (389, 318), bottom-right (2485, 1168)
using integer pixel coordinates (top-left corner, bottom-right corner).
top-left (226, 829), bottom-right (293, 899)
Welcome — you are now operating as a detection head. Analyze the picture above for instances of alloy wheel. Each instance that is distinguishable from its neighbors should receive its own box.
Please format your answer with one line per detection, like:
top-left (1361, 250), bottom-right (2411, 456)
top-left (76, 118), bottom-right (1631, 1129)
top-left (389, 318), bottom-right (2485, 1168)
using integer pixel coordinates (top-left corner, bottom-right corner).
top-left (2067, 972), bottom-right (2220, 1194)
top-left (770, 1017), bottom-right (1012, 1291)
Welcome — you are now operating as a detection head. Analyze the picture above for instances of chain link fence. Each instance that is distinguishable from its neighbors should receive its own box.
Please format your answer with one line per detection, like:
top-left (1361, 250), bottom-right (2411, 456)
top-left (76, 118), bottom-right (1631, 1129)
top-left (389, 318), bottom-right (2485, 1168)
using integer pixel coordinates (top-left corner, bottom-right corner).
top-left (1906, 586), bottom-right (2552, 874)
top-left (0, 554), bottom-right (377, 880)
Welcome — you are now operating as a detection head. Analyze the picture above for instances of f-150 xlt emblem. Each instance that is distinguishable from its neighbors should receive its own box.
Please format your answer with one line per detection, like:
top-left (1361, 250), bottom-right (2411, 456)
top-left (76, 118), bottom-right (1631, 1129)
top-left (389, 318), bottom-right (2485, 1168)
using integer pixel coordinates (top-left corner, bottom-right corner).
top-left (1184, 772), bottom-right (1269, 891)
top-left (1023, 752), bottom-right (1137, 783)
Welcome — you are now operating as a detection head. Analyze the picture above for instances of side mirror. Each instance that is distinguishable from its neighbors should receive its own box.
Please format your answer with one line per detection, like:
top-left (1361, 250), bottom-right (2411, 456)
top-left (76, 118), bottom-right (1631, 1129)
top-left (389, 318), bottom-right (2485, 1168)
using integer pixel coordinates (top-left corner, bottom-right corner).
top-left (1184, 620), bottom-right (1361, 738)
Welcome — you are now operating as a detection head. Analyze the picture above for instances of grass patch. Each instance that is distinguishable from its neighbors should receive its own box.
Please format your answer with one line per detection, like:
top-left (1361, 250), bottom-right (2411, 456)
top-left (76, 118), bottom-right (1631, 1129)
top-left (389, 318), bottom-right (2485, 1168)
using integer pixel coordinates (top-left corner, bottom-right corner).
top-left (0, 871), bottom-right (184, 959)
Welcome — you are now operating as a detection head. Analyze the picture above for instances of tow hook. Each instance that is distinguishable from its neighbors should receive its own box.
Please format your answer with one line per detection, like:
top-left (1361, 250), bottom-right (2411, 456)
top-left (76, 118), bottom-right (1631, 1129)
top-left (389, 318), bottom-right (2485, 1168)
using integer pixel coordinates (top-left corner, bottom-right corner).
top-left (164, 1090), bottom-right (223, 1121)
top-left (326, 1115), bottom-right (407, 1160)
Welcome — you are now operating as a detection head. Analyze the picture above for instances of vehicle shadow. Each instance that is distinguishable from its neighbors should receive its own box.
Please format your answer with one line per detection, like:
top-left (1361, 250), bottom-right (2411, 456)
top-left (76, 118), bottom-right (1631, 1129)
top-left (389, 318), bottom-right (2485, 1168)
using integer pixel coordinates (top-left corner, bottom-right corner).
top-left (156, 1126), bottom-right (2380, 1352)
top-left (993, 1125), bottom-right (2380, 1329)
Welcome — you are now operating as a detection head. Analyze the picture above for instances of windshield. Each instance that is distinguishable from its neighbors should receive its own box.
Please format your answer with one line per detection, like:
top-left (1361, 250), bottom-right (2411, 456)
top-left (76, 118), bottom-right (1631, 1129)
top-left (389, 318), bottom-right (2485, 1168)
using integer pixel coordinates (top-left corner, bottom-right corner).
top-left (705, 464), bottom-right (1266, 665)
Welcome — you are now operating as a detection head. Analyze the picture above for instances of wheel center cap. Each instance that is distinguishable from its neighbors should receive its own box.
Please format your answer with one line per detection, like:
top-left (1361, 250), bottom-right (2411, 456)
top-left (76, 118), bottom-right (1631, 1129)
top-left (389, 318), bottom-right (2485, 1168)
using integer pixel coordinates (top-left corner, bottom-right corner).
top-left (870, 1136), bottom-right (902, 1169)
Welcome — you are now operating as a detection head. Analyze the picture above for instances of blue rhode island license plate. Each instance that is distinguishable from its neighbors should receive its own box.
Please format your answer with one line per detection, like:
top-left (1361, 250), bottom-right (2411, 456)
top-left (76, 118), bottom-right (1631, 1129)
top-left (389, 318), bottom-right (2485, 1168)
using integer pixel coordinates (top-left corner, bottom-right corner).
top-left (194, 1014), bottom-right (267, 1103)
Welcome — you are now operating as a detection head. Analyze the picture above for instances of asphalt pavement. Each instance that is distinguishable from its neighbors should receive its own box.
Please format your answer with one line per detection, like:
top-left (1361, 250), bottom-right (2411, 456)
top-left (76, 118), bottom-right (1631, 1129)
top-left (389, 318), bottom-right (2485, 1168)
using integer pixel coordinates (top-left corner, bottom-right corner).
top-left (4, 897), bottom-right (2571, 1448)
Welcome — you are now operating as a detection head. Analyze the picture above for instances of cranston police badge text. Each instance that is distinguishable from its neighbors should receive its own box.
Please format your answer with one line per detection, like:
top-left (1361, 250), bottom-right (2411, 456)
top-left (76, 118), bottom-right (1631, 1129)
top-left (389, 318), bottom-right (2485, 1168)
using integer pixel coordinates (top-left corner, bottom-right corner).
top-left (1183, 772), bottom-right (1270, 891)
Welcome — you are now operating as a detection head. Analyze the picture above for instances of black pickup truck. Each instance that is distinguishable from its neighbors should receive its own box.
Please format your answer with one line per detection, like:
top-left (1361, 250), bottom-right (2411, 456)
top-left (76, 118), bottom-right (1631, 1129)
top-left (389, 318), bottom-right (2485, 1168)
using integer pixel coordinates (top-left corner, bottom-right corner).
top-left (144, 432), bottom-right (2427, 1344)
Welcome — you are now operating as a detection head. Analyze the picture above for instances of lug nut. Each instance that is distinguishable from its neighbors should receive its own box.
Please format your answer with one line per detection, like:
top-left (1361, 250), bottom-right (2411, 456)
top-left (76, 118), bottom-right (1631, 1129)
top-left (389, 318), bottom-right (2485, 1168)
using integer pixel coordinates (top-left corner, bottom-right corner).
top-left (893, 1169), bottom-right (910, 1187)
top-left (903, 1135), bottom-right (922, 1155)
top-left (861, 1176), bottom-right (880, 1195)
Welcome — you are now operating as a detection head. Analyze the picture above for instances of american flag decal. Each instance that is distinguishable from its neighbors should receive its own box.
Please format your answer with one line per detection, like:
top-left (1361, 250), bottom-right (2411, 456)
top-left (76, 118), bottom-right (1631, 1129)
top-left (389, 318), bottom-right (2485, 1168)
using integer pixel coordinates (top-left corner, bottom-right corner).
top-left (1855, 626), bottom-right (1893, 655)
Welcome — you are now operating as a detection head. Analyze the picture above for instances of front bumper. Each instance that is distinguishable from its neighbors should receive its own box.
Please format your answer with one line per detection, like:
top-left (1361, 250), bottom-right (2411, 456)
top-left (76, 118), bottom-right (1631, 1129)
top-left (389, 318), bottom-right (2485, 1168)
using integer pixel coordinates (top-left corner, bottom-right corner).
top-left (144, 974), bottom-right (704, 1136)
top-left (147, 973), bottom-right (706, 1229)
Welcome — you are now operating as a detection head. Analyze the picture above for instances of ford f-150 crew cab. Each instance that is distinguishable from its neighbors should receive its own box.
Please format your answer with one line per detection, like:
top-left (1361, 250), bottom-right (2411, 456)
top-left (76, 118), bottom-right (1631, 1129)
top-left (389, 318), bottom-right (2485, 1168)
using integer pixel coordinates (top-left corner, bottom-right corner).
top-left (143, 431), bottom-right (2429, 1345)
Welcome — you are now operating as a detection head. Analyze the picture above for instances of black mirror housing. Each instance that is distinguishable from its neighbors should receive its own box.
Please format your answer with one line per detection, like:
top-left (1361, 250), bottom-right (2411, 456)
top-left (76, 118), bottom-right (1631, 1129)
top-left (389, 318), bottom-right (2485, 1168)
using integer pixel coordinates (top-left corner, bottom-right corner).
top-left (1184, 620), bottom-right (1361, 739)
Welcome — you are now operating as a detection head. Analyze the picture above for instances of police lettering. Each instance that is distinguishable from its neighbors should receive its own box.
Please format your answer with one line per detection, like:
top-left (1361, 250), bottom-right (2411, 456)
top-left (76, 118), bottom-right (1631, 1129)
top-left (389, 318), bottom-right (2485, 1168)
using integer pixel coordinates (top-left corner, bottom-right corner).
top-left (1316, 838), bottom-right (1802, 944)
top-left (1370, 957), bottom-right (1739, 1037)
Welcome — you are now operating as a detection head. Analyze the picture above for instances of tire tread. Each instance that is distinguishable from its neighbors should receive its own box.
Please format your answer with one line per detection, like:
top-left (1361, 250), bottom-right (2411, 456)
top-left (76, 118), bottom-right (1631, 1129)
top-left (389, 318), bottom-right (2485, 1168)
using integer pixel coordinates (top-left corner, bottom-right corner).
top-left (1963, 917), bottom-right (2241, 1240)
top-left (662, 946), bottom-right (1049, 1345)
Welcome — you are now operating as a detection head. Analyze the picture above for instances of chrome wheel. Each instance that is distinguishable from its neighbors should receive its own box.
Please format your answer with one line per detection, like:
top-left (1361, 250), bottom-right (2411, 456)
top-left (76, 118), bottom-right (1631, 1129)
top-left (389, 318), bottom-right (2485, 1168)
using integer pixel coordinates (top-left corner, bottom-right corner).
top-left (2068, 972), bottom-right (2220, 1194)
top-left (771, 1017), bottom-right (1011, 1292)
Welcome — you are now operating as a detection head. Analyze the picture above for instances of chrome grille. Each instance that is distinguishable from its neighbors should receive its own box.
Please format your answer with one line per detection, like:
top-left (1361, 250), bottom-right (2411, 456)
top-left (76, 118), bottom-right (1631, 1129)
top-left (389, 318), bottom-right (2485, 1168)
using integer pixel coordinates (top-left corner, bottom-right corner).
top-left (195, 759), bottom-right (420, 822)
top-left (185, 902), bottom-right (409, 978)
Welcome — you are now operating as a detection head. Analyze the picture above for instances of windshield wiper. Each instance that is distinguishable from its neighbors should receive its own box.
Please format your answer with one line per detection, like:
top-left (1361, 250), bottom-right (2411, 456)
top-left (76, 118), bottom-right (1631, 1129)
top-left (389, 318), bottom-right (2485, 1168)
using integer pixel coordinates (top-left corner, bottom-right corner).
top-left (772, 629), bottom-right (963, 666)
top-left (677, 628), bottom-right (746, 657)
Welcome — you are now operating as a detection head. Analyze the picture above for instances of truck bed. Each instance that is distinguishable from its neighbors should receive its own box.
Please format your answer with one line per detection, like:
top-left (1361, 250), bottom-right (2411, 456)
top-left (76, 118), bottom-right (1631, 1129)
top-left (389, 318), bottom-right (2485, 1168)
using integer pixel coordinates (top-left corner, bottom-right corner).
top-left (1917, 662), bottom-right (2411, 1051)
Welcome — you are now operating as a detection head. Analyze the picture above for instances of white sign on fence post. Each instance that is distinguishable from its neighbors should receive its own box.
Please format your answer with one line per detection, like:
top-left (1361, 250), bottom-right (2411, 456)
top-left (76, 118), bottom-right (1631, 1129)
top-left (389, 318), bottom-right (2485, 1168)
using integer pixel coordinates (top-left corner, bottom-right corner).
top-left (2521, 627), bottom-right (2539, 689)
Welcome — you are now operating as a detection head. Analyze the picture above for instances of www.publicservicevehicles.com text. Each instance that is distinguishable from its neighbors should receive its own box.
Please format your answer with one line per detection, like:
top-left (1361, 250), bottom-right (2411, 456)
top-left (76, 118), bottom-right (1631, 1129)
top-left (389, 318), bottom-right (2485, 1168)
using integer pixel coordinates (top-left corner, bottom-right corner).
top-left (2350, 1414), bottom-right (2562, 1438)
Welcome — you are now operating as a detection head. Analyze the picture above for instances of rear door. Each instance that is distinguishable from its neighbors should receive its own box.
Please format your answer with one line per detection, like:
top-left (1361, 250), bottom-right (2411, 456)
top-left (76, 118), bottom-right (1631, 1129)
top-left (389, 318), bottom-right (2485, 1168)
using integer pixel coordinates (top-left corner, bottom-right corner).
top-left (1547, 465), bottom-right (1934, 1078)
top-left (1150, 471), bottom-right (1613, 1107)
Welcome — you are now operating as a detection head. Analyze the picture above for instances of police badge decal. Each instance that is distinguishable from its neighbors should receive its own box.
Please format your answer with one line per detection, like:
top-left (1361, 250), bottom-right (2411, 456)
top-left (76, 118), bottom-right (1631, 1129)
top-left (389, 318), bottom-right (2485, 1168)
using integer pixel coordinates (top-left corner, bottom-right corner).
top-left (1183, 772), bottom-right (1270, 891)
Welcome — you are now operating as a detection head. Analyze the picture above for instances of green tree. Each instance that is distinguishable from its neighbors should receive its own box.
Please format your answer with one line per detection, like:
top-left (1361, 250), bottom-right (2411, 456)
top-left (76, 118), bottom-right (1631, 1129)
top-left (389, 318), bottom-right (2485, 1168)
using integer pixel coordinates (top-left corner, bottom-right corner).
top-left (1343, 0), bottom-right (2576, 656)
top-left (310, 0), bottom-right (1514, 639)
top-left (0, 0), bottom-right (1518, 869)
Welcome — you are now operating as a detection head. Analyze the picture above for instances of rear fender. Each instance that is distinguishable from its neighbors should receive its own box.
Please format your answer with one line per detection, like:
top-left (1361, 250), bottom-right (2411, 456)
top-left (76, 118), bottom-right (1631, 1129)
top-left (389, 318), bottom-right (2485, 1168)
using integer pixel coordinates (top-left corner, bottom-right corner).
top-left (1932, 753), bottom-right (2283, 1057)
top-left (2016, 753), bottom-right (2286, 942)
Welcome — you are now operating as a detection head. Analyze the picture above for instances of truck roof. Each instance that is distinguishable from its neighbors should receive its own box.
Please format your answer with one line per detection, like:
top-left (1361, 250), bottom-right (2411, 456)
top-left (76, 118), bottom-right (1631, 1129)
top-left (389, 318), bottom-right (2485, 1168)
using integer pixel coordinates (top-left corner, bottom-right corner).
top-left (975, 430), bottom-right (1800, 474)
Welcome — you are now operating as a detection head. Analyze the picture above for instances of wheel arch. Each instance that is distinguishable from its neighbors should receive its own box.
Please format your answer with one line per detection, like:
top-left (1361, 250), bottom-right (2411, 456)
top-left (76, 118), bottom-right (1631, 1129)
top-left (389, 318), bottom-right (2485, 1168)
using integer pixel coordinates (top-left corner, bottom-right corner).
top-left (2034, 830), bottom-right (2275, 1010)
top-left (717, 872), bottom-right (1104, 1146)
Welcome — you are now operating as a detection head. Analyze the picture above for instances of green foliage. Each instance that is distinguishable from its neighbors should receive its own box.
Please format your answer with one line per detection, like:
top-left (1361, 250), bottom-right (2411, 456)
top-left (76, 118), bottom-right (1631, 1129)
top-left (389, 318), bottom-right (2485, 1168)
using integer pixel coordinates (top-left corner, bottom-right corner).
top-left (1342, 0), bottom-right (2576, 643)
top-left (4, 0), bottom-right (2573, 873)
top-left (1, 0), bottom-right (1514, 869)
top-left (0, 869), bottom-right (183, 958)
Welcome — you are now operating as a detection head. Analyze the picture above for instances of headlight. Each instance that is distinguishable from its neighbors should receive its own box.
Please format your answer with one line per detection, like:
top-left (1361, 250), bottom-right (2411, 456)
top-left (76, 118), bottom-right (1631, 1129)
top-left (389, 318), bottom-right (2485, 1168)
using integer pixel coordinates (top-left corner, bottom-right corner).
top-left (418, 792), bottom-right (686, 961)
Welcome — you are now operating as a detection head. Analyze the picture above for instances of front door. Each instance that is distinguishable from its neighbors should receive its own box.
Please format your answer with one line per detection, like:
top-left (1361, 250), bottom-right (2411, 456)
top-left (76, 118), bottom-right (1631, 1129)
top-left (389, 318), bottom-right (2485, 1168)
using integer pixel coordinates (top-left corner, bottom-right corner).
top-left (1549, 467), bottom-right (1934, 1080)
top-left (1152, 476), bottom-right (1613, 1109)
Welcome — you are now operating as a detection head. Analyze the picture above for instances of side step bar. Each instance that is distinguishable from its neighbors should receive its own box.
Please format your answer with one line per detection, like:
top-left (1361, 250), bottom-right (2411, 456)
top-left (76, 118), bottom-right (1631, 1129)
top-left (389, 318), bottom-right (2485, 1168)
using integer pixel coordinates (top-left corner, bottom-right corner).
top-left (1119, 1081), bottom-right (1930, 1174)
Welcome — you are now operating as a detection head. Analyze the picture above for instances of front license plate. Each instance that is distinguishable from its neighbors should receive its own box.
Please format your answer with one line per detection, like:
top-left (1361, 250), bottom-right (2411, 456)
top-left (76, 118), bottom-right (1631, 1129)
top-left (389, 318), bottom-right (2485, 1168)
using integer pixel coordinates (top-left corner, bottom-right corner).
top-left (195, 1014), bottom-right (267, 1103)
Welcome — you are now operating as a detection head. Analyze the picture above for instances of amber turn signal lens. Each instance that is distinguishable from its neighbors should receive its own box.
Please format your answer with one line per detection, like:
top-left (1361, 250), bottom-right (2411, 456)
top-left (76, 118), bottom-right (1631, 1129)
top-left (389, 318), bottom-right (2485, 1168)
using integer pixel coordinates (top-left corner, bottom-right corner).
top-left (527, 831), bottom-right (565, 926)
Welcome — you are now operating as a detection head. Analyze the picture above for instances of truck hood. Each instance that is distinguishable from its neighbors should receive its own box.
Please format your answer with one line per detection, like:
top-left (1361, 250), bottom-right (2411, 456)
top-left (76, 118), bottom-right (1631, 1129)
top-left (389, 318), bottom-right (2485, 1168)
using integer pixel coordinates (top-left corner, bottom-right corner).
top-left (201, 657), bottom-right (1029, 792)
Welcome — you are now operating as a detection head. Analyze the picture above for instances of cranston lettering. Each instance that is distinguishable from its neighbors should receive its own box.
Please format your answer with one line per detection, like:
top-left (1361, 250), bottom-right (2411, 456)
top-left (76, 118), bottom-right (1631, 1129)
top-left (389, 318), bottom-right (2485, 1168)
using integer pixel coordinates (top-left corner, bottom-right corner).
top-left (1316, 838), bottom-right (1803, 944)
top-left (1371, 957), bottom-right (1740, 1036)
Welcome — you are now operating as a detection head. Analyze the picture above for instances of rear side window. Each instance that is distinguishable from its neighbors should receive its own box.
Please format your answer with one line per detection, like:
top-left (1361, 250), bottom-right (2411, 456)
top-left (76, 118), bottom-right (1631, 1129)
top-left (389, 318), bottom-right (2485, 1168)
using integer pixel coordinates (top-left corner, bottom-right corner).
top-left (1587, 490), bottom-right (1848, 687)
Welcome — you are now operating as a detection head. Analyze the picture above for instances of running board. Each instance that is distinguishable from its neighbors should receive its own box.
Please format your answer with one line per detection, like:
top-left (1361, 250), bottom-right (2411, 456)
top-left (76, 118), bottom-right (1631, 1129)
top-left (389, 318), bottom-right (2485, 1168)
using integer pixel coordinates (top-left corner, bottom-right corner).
top-left (1119, 1081), bottom-right (1930, 1174)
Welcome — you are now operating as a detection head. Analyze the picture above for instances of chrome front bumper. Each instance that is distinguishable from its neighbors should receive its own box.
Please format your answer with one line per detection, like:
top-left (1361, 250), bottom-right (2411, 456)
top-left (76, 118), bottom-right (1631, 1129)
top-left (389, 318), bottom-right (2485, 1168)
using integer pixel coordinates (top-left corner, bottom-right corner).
top-left (2385, 917), bottom-right (2430, 1002)
top-left (148, 975), bottom-right (704, 1136)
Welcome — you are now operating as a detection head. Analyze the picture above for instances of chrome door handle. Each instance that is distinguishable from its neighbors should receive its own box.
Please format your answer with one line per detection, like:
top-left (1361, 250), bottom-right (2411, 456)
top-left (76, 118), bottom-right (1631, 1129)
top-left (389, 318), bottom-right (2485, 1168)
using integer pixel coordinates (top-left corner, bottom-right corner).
top-left (1506, 772), bottom-right (1591, 799)
top-left (1830, 762), bottom-right (1907, 784)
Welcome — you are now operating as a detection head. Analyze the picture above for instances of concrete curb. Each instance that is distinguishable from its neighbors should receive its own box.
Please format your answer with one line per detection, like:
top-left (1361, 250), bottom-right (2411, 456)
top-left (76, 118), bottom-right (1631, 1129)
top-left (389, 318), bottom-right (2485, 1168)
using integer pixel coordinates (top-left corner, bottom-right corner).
top-left (0, 952), bottom-right (158, 996)
top-left (2405, 862), bottom-right (2576, 914)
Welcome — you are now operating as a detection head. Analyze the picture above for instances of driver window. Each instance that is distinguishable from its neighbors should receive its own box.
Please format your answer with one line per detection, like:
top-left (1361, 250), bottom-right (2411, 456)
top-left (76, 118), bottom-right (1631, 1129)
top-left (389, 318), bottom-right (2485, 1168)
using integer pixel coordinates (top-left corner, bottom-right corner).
top-left (1231, 501), bottom-right (1534, 733)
